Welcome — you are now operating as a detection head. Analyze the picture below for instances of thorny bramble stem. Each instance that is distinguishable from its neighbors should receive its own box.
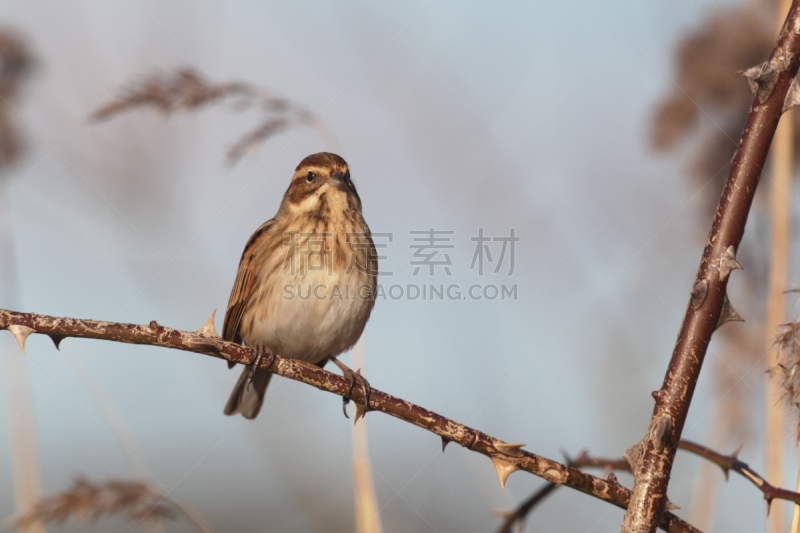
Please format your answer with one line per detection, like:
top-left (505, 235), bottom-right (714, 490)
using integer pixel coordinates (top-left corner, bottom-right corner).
top-left (0, 307), bottom-right (700, 533)
top-left (499, 440), bottom-right (800, 533)
top-left (622, 2), bottom-right (800, 531)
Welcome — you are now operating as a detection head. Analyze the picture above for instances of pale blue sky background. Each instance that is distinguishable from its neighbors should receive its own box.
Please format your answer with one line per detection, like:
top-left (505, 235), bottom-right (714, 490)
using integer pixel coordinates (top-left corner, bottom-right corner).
top-left (0, 0), bottom-right (792, 531)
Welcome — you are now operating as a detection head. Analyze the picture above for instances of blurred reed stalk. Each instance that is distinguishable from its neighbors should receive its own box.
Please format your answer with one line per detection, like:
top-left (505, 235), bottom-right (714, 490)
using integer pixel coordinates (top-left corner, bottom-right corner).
top-left (687, 414), bottom-right (730, 530)
top-left (0, 191), bottom-right (44, 533)
top-left (351, 339), bottom-right (384, 533)
top-left (1, 342), bottom-right (44, 533)
top-left (60, 352), bottom-right (165, 533)
top-left (768, 2), bottom-right (794, 532)
top-left (0, 30), bottom-right (41, 533)
top-left (769, 117), bottom-right (792, 533)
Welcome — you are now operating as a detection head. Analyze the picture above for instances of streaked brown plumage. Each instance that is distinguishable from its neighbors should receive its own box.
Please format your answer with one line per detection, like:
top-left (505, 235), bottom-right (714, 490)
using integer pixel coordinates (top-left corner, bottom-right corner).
top-left (223, 153), bottom-right (377, 419)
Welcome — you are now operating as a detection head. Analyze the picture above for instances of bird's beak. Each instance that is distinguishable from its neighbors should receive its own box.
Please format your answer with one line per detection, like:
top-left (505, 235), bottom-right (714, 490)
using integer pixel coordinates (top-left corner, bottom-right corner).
top-left (330, 171), bottom-right (347, 188)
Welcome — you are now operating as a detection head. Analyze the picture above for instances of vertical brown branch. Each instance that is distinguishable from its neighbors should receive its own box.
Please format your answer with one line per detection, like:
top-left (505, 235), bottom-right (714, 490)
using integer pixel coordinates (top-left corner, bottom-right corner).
top-left (622, 2), bottom-right (800, 532)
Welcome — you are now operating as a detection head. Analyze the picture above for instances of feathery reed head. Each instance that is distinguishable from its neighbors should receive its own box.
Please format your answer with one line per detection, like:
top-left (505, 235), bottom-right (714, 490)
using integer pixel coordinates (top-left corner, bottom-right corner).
top-left (93, 67), bottom-right (320, 163)
top-left (0, 29), bottom-right (34, 170)
top-left (650, 6), bottom-right (777, 219)
top-left (771, 319), bottom-right (800, 441)
top-left (11, 478), bottom-right (175, 530)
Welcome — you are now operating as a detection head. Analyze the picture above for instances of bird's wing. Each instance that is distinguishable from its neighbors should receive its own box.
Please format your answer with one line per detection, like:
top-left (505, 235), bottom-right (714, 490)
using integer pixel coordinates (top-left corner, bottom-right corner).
top-left (223, 219), bottom-right (276, 352)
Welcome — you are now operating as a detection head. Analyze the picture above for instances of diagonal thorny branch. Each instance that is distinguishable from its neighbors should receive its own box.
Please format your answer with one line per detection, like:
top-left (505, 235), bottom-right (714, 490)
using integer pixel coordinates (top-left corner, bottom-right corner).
top-left (676, 440), bottom-right (800, 508)
top-left (499, 440), bottom-right (800, 533)
top-left (0, 308), bottom-right (701, 533)
top-left (622, 1), bottom-right (800, 531)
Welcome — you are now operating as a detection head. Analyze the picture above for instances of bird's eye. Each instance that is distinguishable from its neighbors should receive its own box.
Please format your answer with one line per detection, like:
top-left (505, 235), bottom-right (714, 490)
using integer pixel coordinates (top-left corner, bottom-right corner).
top-left (306, 171), bottom-right (316, 182)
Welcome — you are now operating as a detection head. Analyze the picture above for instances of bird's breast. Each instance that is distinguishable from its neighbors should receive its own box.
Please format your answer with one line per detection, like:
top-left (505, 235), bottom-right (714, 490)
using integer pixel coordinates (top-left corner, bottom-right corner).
top-left (239, 220), bottom-right (377, 363)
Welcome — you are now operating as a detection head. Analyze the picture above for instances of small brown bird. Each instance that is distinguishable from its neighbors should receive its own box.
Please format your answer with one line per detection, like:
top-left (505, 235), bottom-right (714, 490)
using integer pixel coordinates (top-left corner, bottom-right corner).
top-left (223, 153), bottom-right (377, 419)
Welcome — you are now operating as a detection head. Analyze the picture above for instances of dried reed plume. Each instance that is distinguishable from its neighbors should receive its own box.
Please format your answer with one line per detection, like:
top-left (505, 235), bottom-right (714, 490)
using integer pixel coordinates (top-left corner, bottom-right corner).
top-left (651, 7), bottom-right (772, 147)
top-left (651, 5), bottom-right (777, 216)
top-left (0, 29), bottom-right (34, 170)
top-left (93, 68), bottom-right (323, 162)
top-left (771, 319), bottom-right (800, 441)
top-left (10, 477), bottom-right (211, 532)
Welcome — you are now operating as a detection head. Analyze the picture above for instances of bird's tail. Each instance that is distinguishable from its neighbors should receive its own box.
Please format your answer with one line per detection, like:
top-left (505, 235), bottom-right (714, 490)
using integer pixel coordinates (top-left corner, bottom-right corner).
top-left (224, 367), bottom-right (272, 419)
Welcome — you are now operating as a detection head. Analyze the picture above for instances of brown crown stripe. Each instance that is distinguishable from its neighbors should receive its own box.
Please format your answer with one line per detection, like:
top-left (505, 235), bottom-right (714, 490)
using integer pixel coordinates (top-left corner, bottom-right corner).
top-left (296, 152), bottom-right (348, 171)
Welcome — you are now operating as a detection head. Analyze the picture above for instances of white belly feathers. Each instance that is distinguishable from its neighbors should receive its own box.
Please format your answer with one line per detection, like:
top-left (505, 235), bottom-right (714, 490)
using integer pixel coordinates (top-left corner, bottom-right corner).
top-left (242, 254), bottom-right (375, 362)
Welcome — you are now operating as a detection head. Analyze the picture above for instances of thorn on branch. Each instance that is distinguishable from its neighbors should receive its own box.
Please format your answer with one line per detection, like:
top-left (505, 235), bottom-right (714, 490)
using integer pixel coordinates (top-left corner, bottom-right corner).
top-left (651, 389), bottom-right (666, 405)
top-left (186, 311), bottom-right (224, 354)
top-left (717, 295), bottom-right (744, 329)
top-left (441, 437), bottom-right (451, 452)
top-left (623, 440), bottom-right (644, 478)
top-left (690, 280), bottom-right (708, 309)
top-left (489, 443), bottom-right (528, 489)
top-left (491, 457), bottom-right (520, 490)
top-left (48, 334), bottom-right (65, 350)
top-left (718, 245), bottom-right (743, 281)
top-left (653, 414), bottom-right (673, 452)
top-left (496, 450), bottom-right (629, 533)
top-left (665, 499), bottom-right (680, 511)
top-left (354, 395), bottom-right (369, 423)
top-left (732, 443), bottom-right (743, 460)
top-left (495, 442), bottom-right (526, 457)
top-left (784, 78), bottom-right (800, 112)
top-left (8, 324), bottom-right (34, 352)
top-left (195, 310), bottom-right (220, 338)
top-left (741, 60), bottom-right (781, 103)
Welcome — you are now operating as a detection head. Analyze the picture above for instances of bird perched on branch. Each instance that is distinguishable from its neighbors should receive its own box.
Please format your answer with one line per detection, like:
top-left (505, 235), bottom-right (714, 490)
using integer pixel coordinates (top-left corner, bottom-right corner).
top-left (223, 152), bottom-right (377, 419)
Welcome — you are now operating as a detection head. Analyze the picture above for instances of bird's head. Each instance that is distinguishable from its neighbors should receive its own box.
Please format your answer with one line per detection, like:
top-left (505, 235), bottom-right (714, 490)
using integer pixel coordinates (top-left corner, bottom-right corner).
top-left (281, 153), bottom-right (362, 220)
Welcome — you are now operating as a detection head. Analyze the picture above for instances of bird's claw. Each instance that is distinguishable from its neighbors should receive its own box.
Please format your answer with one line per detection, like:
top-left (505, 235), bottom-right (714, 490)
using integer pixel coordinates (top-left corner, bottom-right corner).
top-left (332, 358), bottom-right (371, 422)
top-left (352, 369), bottom-right (371, 422)
top-left (245, 345), bottom-right (265, 390)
